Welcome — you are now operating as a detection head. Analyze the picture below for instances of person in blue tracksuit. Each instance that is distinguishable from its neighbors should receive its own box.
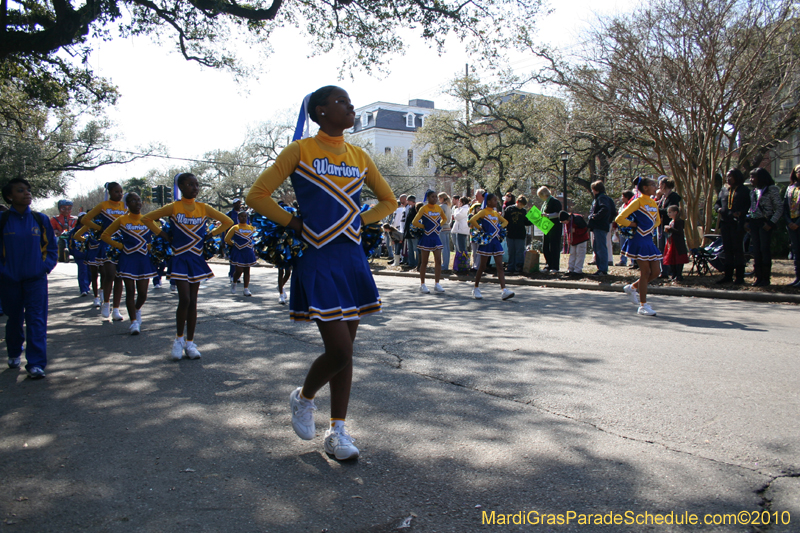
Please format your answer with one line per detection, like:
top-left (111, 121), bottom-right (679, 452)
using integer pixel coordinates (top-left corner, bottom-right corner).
top-left (68, 212), bottom-right (92, 296)
top-left (0, 178), bottom-right (58, 379)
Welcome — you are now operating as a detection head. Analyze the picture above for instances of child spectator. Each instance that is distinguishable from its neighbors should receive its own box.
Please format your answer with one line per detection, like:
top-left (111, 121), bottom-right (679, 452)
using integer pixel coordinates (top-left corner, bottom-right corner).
top-left (559, 211), bottom-right (590, 276)
top-left (663, 205), bottom-right (689, 281)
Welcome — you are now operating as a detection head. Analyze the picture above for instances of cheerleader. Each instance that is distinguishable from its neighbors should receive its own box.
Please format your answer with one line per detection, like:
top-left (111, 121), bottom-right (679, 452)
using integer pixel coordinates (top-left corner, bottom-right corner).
top-left (468, 193), bottom-right (515, 301)
top-left (411, 189), bottom-right (446, 294)
top-left (67, 213), bottom-right (92, 296)
top-left (142, 173), bottom-right (233, 360)
top-left (224, 211), bottom-right (257, 297)
top-left (615, 177), bottom-right (662, 316)
top-left (246, 86), bottom-right (397, 461)
top-left (74, 182), bottom-right (127, 320)
top-left (101, 192), bottom-right (157, 335)
top-left (76, 214), bottom-right (103, 307)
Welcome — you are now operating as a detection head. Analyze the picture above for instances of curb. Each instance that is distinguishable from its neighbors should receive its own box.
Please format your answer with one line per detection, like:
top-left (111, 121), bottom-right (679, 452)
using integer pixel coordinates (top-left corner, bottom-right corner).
top-left (370, 268), bottom-right (800, 305)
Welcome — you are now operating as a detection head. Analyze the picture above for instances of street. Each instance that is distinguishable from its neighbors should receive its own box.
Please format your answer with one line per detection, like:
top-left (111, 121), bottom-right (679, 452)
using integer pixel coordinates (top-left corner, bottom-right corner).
top-left (1, 262), bottom-right (798, 532)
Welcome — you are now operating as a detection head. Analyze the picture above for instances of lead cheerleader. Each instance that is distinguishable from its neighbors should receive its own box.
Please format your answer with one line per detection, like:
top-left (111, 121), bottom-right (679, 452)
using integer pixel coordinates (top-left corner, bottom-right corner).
top-left (246, 86), bottom-right (397, 461)
top-left (224, 211), bottom-right (257, 297)
top-left (469, 193), bottom-right (515, 301)
top-left (101, 192), bottom-right (158, 335)
top-left (411, 189), bottom-right (446, 294)
top-left (74, 182), bottom-right (127, 320)
top-left (142, 174), bottom-right (233, 360)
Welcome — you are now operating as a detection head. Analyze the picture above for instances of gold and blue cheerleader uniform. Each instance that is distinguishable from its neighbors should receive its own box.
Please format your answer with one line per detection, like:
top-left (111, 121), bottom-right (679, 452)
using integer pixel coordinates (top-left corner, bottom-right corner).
top-left (412, 204), bottom-right (446, 251)
top-left (247, 131), bottom-right (397, 322)
top-left (224, 224), bottom-right (258, 267)
top-left (74, 200), bottom-right (127, 265)
top-left (469, 208), bottom-right (508, 256)
top-left (142, 199), bottom-right (232, 283)
top-left (82, 233), bottom-right (102, 266)
top-left (100, 214), bottom-right (159, 280)
top-left (615, 195), bottom-right (663, 261)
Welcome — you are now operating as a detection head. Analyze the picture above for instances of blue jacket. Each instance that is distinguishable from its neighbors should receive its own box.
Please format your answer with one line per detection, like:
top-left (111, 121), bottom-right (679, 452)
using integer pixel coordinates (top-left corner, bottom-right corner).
top-left (0, 207), bottom-right (58, 282)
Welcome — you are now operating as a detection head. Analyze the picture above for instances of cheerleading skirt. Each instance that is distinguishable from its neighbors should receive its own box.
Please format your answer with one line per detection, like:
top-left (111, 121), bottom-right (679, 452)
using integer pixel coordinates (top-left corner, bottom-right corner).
top-left (621, 234), bottom-right (663, 262)
top-left (95, 241), bottom-right (118, 265)
top-left (117, 252), bottom-right (157, 280)
top-left (289, 239), bottom-right (381, 322)
top-left (477, 238), bottom-right (504, 257)
top-left (169, 253), bottom-right (214, 283)
top-left (417, 233), bottom-right (443, 251)
top-left (85, 242), bottom-right (101, 266)
top-left (229, 246), bottom-right (258, 267)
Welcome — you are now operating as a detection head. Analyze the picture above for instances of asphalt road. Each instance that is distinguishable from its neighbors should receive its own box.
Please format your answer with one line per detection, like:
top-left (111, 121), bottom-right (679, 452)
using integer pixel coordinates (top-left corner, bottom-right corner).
top-left (1, 263), bottom-right (798, 533)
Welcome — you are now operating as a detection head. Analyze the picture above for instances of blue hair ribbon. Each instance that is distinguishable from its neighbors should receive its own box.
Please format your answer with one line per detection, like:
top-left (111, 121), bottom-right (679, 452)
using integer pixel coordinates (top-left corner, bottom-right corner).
top-left (293, 93), bottom-right (313, 141)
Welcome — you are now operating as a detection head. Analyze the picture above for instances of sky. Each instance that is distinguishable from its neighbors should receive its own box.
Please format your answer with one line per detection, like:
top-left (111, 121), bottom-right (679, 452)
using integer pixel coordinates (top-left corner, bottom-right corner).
top-left (58, 0), bottom-right (637, 204)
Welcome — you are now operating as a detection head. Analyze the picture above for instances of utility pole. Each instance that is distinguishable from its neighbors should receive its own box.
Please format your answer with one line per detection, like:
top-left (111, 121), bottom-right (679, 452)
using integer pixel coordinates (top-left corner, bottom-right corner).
top-left (465, 63), bottom-right (471, 198)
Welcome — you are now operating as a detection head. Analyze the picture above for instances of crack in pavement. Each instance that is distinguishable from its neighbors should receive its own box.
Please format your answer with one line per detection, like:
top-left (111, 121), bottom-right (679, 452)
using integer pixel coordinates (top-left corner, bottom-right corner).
top-left (755, 471), bottom-right (800, 532)
top-left (378, 341), bottom-right (798, 505)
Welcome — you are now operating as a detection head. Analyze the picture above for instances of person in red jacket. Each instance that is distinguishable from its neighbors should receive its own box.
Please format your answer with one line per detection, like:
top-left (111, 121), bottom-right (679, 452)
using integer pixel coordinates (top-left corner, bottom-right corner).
top-left (51, 199), bottom-right (76, 262)
top-left (559, 211), bottom-right (590, 277)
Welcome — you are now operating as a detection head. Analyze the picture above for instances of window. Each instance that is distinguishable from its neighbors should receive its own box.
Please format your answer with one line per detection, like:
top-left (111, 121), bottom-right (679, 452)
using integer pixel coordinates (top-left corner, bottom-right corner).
top-left (407, 149), bottom-right (414, 167)
top-left (362, 113), bottom-right (372, 128)
top-left (406, 113), bottom-right (415, 128)
top-left (385, 147), bottom-right (391, 155)
top-left (420, 115), bottom-right (426, 128)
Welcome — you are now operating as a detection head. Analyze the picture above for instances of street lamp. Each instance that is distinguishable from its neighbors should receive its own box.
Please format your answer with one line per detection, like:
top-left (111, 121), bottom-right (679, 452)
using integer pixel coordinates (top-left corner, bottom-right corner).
top-left (560, 150), bottom-right (569, 211)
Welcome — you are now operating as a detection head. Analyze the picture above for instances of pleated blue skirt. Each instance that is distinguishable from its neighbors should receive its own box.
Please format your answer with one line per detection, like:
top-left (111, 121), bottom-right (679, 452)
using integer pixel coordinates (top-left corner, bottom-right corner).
top-left (289, 240), bottom-right (381, 322)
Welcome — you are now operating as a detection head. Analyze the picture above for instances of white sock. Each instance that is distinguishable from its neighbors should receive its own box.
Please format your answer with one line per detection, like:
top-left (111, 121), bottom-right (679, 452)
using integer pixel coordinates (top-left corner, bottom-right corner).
top-left (331, 419), bottom-right (345, 432)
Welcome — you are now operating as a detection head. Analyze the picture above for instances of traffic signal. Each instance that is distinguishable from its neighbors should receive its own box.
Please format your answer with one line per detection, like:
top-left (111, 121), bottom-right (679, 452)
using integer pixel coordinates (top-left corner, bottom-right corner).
top-left (151, 186), bottom-right (160, 204)
top-left (164, 187), bottom-right (172, 203)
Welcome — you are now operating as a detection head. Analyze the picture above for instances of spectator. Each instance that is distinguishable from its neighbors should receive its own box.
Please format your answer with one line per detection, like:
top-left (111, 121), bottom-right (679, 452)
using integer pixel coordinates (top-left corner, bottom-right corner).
top-left (747, 167), bottom-right (783, 286)
top-left (615, 191), bottom-right (635, 266)
top-left (503, 195), bottom-right (532, 274)
top-left (438, 192), bottom-right (453, 272)
top-left (0, 178), bottom-right (58, 379)
top-left (714, 168), bottom-right (750, 284)
top-left (51, 199), bottom-right (77, 262)
top-left (537, 186), bottom-right (562, 272)
top-left (655, 176), bottom-right (682, 277)
top-left (559, 210), bottom-right (590, 276)
top-left (785, 164), bottom-right (800, 287)
top-left (451, 196), bottom-right (470, 255)
top-left (389, 194), bottom-right (408, 262)
top-left (403, 200), bottom-right (420, 270)
top-left (587, 180), bottom-right (616, 276)
top-left (503, 192), bottom-right (515, 211)
top-left (663, 205), bottom-right (689, 281)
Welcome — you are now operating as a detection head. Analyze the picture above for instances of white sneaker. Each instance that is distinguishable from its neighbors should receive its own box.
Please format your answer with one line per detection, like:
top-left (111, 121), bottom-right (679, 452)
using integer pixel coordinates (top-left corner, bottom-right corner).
top-left (170, 284), bottom-right (177, 293)
top-left (230, 279), bottom-right (236, 294)
top-left (111, 308), bottom-right (124, 321)
top-left (135, 309), bottom-right (142, 325)
top-left (101, 302), bottom-right (110, 318)
top-left (279, 291), bottom-right (287, 305)
top-left (637, 303), bottom-right (657, 316)
top-left (93, 297), bottom-right (101, 308)
top-left (129, 321), bottom-right (140, 335)
top-left (501, 288), bottom-right (515, 300)
top-left (419, 284), bottom-right (430, 294)
top-left (289, 387), bottom-right (317, 440)
top-left (184, 341), bottom-right (202, 359)
top-left (434, 283), bottom-right (445, 293)
top-left (323, 426), bottom-right (359, 461)
top-left (172, 338), bottom-right (185, 361)
top-left (472, 287), bottom-right (482, 299)
top-left (153, 283), bottom-right (162, 289)
top-left (243, 288), bottom-right (252, 297)
top-left (623, 284), bottom-right (640, 305)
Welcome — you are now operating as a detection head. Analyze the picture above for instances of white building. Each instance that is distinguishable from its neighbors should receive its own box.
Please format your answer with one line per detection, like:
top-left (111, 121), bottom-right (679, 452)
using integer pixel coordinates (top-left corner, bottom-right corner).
top-left (350, 99), bottom-right (438, 168)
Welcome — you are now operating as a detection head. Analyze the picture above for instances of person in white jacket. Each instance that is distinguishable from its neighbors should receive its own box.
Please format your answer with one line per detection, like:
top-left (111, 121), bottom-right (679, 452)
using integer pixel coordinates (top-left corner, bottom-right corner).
top-left (451, 196), bottom-right (471, 255)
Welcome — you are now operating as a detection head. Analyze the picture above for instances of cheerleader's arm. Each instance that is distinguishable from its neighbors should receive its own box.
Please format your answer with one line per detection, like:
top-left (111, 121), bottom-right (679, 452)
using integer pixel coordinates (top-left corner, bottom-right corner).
top-left (361, 152), bottom-right (398, 225)
top-left (469, 210), bottom-right (486, 229)
top-left (224, 225), bottom-right (238, 245)
top-left (411, 207), bottom-right (425, 229)
top-left (73, 225), bottom-right (88, 242)
top-left (142, 204), bottom-right (174, 238)
top-left (206, 206), bottom-right (234, 236)
top-left (246, 143), bottom-right (301, 227)
top-left (81, 204), bottom-right (104, 231)
top-left (614, 199), bottom-right (641, 227)
top-left (100, 218), bottom-right (124, 249)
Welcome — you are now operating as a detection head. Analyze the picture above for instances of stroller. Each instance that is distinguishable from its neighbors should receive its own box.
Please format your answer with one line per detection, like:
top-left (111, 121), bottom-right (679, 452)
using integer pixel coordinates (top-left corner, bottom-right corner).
top-left (689, 237), bottom-right (724, 276)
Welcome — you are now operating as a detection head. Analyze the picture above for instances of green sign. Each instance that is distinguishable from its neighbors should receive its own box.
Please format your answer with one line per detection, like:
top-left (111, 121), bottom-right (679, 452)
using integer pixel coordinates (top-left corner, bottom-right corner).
top-left (526, 205), bottom-right (555, 235)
